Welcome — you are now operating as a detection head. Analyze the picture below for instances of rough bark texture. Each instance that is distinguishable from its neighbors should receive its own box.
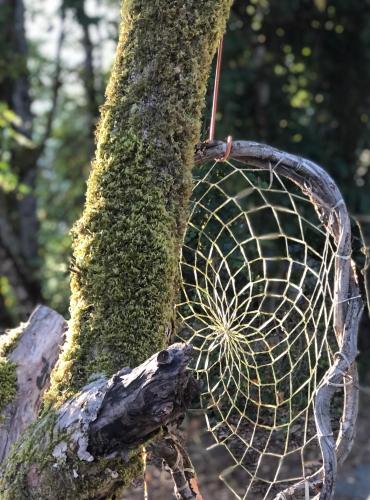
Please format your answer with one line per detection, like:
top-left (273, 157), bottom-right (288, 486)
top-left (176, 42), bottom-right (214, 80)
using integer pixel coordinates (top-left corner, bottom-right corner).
top-left (48, 0), bottom-right (233, 400)
top-left (195, 140), bottom-right (364, 500)
top-left (0, 306), bottom-right (66, 463)
top-left (0, 343), bottom-right (196, 499)
top-left (152, 433), bottom-right (198, 499)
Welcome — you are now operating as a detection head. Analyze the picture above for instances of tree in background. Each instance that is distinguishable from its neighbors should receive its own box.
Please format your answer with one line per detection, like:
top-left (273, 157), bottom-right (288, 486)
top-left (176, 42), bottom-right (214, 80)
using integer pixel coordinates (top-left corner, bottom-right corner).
top-left (0, 0), bottom-right (44, 321)
top-left (0, 0), bottom-right (113, 323)
top-left (217, 0), bottom-right (370, 365)
top-left (216, 0), bottom-right (370, 218)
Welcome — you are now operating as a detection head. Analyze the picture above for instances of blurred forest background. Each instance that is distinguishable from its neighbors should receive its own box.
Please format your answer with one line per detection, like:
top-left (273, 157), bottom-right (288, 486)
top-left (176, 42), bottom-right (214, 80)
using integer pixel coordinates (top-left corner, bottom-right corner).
top-left (1, 1), bottom-right (370, 497)
top-left (0, 0), bottom-right (369, 365)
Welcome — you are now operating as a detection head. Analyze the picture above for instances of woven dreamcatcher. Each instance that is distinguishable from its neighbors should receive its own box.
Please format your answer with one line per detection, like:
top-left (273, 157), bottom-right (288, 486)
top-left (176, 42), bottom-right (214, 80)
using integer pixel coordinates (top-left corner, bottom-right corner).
top-left (176, 39), bottom-right (364, 499)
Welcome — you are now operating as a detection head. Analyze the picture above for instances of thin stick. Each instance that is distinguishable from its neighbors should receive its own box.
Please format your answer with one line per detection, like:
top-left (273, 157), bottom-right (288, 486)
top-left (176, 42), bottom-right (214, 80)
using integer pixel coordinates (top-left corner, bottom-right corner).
top-left (208, 37), bottom-right (224, 143)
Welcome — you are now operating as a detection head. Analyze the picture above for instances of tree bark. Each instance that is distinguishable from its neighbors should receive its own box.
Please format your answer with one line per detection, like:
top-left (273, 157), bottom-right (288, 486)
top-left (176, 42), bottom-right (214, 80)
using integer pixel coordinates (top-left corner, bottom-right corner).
top-left (0, 341), bottom-right (197, 499)
top-left (0, 1), bottom-right (232, 497)
top-left (0, 306), bottom-right (66, 463)
top-left (49, 0), bottom-right (233, 399)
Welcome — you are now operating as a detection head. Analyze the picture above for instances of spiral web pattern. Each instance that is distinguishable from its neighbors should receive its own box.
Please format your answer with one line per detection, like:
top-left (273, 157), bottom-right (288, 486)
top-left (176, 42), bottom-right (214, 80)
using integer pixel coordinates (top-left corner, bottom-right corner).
top-left (176, 159), bottom-right (341, 499)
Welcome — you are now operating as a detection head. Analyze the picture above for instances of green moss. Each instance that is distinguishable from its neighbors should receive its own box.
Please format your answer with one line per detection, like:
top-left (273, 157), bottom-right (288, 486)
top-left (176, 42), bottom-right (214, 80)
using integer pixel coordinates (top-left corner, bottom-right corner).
top-left (0, 324), bottom-right (24, 411)
top-left (0, 410), bottom-right (143, 499)
top-left (47, 0), bottom-right (233, 403)
top-left (0, 360), bottom-right (17, 412)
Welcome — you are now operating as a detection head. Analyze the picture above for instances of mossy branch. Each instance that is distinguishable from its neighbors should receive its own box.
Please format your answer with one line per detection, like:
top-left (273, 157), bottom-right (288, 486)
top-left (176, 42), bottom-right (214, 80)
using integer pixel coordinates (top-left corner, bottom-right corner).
top-left (0, 306), bottom-right (66, 463)
top-left (48, 0), bottom-right (233, 401)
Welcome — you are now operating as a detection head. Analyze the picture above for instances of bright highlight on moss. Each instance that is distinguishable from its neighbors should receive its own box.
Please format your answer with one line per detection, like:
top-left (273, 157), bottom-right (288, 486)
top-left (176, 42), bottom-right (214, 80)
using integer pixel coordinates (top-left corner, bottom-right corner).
top-left (48, 0), bottom-right (233, 404)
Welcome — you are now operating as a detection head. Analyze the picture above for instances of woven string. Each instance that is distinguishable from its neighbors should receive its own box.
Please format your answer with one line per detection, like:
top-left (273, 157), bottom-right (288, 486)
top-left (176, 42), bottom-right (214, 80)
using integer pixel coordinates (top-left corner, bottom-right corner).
top-left (176, 158), bottom-right (340, 499)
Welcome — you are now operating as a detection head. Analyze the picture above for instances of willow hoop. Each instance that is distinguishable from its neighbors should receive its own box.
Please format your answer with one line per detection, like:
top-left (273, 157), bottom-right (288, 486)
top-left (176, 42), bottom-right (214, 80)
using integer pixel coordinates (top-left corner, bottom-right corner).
top-left (178, 140), bottom-right (363, 499)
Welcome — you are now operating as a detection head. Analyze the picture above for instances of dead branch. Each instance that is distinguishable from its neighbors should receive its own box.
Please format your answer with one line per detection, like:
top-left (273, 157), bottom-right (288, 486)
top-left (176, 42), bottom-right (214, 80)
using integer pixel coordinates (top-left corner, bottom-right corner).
top-left (152, 430), bottom-right (198, 500)
top-left (0, 341), bottom-right (198, 499)
top-left (0, 305), bottom-right (66, 463)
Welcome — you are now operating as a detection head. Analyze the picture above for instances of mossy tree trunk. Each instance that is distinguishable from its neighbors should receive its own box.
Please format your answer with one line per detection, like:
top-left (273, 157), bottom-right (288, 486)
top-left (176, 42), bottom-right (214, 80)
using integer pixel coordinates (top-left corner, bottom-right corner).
top-left (0, 0), bottom-right (232, 498)
top-left (49, 0), bottom-right (232, 396)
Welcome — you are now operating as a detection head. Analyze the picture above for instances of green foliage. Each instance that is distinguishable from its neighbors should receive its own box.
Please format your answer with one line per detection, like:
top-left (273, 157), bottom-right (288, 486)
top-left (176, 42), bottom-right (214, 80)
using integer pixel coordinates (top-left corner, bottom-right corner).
top-left (37, 96), bottom-right (94, 315)
top-left (210, 1), bottom-right (370, 219)
top-left (1, 0), bottom-right (367, 327)
top-left (1, 0), bottom-right (369, 365)
top-left (1, 4), bottom-right (234, 496)
top-left (0, 103), bottom-right (32, 194)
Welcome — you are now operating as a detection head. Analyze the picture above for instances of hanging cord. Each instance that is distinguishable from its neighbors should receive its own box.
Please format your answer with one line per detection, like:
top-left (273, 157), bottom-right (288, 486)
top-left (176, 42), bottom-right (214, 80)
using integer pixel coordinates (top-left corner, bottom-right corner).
top-left (209, 37), bottom-right (224, 143)
top-left (208, 37), bottom-right (232, 162)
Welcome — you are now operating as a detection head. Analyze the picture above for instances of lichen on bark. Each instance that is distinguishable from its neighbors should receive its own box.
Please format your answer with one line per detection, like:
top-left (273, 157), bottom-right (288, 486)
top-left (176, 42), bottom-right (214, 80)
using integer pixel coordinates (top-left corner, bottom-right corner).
top-left (0, 410), bottom-right (142, 500)
top-left (1, 343), bottom-right (195, 499)
top-left (1, 372), bottom-right (143, 499)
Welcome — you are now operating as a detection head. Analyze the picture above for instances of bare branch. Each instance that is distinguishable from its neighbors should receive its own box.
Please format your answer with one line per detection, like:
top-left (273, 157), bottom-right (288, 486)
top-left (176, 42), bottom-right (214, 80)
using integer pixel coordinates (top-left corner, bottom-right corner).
top-left (0, 306), bottom-right (66, 463)
top-left (152, 432), bottom-right (198, 500)
top-left (37, 3), bottom-right (66, 155)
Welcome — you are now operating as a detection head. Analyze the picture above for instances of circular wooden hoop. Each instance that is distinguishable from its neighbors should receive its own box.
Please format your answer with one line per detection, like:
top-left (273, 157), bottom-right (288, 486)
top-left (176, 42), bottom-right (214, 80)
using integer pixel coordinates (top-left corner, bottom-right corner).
top-left (195, 140), bottom-right (364, 500)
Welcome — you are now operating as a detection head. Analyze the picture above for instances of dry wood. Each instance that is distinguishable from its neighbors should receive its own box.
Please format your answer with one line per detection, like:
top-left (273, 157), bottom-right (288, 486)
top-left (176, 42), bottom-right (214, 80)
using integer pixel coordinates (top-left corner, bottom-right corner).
top-left (152, 431), bottom-right (198, 500)
top-left (86, 343), bottom-right (197, 459)
top-left (0, 305), bottom-right (67, 463)
top-left (0, 342), bottom-right (198, 499)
